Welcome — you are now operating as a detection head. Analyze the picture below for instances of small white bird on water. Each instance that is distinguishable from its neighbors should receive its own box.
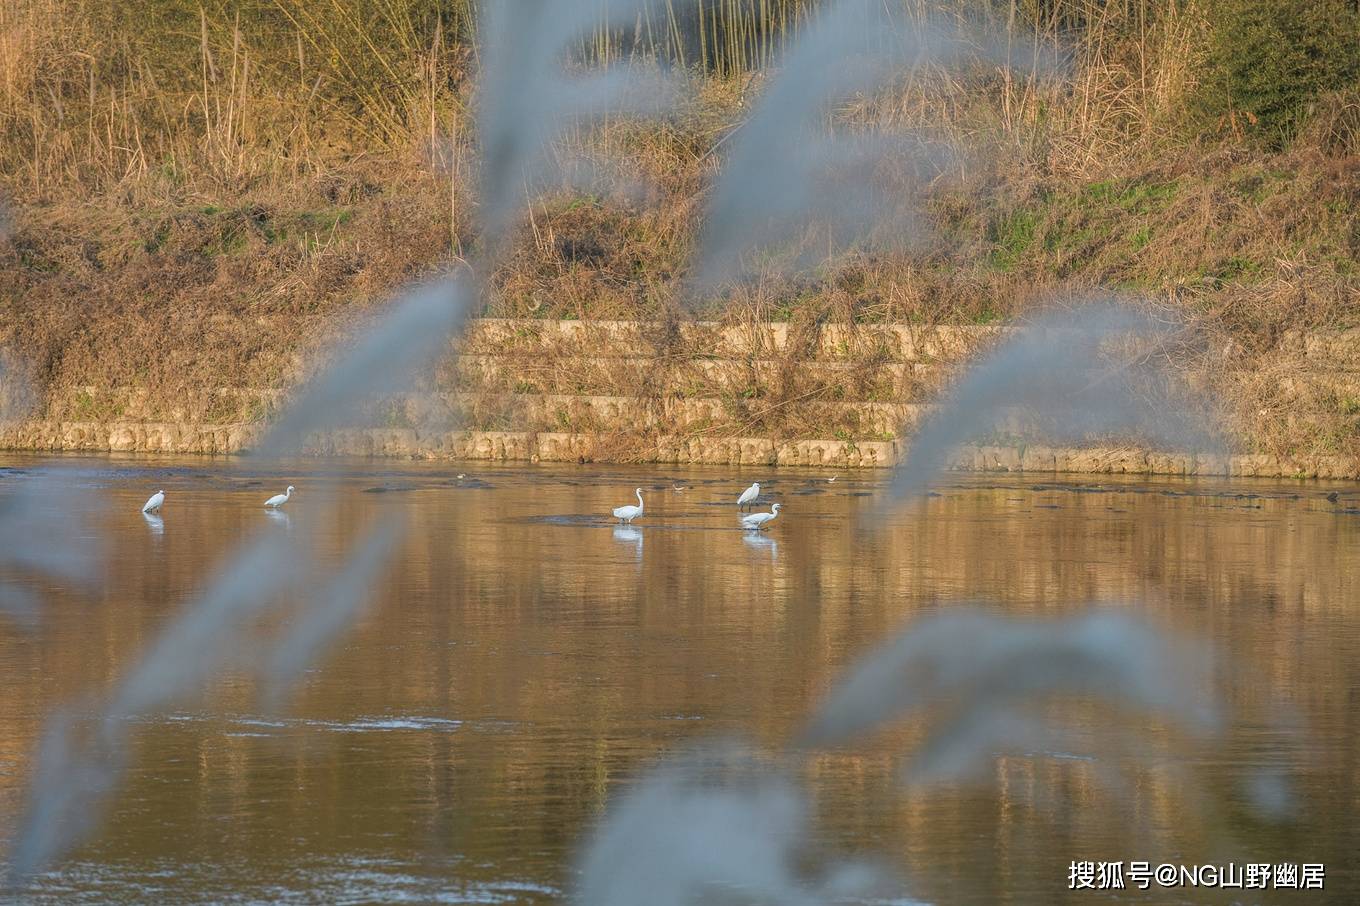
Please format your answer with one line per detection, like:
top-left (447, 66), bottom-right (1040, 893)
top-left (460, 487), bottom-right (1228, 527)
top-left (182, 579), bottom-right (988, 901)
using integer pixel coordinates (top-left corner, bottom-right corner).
top-left (141, 490), bottom-right (165, 513)
top-left (613, 488), bottom-right (645, 524)
top-left (264, 486), bottom-right (295, 508)
top-left (741, 502), bottom-right (781, 531)
top-left (737, 482), bottom-right (760, 511)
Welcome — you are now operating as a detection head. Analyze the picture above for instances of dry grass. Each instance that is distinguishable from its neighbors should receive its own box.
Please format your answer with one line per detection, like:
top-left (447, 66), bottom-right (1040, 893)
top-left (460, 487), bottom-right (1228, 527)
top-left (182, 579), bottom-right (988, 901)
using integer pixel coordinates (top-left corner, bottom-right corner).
top-left (1, 1), bottom-right (1358, 458)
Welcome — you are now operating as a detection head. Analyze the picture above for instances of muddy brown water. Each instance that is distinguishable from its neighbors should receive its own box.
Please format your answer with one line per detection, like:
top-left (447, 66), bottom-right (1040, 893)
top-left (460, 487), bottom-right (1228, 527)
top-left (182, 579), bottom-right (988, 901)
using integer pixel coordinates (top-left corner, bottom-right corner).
top-left (0, 454), bottom-right (1357, 904)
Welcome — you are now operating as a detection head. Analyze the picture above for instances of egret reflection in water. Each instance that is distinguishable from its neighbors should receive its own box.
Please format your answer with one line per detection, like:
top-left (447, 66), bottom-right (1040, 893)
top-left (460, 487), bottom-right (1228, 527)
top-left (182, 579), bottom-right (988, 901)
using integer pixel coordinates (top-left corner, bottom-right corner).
top-left (611, 525), bottom-right (643, 560)
top-left (611, 525), bottom-right (642, 543)
top-left (741, 531), bottom-right (778, 557)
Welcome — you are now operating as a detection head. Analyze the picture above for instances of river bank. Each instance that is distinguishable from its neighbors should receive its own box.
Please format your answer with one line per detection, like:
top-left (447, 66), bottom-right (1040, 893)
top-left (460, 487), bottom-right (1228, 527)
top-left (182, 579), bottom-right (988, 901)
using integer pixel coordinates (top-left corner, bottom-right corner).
top-left (3, 3), bottom-right (1357, 477)
top-left (2, 317), bottom-right (1359, 479)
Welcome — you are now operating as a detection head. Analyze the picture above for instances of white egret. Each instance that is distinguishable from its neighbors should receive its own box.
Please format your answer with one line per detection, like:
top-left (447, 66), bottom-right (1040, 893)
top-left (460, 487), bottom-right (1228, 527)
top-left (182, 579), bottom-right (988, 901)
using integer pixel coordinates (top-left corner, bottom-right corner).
top-left (737, 482), bottom-right (760, 511)
top-left (613, 488), bottom-right (644, 524)
top-left (141, 490), bottom-right (165, 514)
top-left (741, 502), bottom-right (781, 531)
top-left (265, 486), bottom-right (295, 508)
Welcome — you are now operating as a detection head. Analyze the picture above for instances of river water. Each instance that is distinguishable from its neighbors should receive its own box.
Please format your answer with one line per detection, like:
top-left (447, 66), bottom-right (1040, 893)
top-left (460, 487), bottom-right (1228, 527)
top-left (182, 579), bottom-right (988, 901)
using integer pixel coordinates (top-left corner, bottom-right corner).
top-left (0, 455), bottom-right (1356, 904)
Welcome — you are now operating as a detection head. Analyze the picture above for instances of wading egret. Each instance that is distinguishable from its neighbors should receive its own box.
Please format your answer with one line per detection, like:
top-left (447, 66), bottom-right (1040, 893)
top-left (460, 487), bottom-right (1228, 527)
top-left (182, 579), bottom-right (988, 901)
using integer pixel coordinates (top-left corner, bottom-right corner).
top-left (613, 488), bottom-right (644, 524)
top-left (265, 486), bottom-right (295, 508)
top-left (141, 490), bottom-right (165, 514)
top-left (741, 502), bottom-right (781, 531)
top-left (737, 482), bottom-right (760, 511)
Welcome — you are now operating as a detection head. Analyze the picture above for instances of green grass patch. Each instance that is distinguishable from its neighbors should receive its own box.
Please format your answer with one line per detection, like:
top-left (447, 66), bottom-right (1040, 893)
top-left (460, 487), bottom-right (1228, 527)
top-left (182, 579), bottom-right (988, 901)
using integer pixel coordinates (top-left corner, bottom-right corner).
top-left (296, 207), bottom-right (353, 232)
top-left (988, 209), bottom-right (1038, 271)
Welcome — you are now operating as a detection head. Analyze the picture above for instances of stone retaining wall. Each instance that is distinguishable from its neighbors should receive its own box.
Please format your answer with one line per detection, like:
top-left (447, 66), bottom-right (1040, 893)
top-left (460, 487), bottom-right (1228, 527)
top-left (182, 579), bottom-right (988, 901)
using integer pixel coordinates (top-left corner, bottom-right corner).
top-left (3, 319), bottom-right (1359, 478)
top-left (5, 419), bottom-right (1360, 479)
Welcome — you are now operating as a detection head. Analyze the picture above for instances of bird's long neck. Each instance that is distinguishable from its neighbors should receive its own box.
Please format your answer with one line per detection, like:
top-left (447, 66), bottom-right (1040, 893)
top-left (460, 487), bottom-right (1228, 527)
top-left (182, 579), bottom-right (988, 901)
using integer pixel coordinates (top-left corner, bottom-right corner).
top-left (635, 490), bottom-right (644, 509)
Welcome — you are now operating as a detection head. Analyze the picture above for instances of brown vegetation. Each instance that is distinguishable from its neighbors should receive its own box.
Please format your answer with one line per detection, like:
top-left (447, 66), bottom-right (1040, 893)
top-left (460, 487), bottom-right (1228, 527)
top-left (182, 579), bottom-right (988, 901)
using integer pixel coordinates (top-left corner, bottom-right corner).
top-left (1, 0), bottom-right (1358, 460)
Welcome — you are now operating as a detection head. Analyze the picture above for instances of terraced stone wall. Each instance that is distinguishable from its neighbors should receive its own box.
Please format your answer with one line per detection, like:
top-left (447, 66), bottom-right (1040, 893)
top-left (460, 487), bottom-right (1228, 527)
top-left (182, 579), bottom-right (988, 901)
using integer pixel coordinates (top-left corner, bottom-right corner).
top-left (3, 319), bottom-right (1359, 478)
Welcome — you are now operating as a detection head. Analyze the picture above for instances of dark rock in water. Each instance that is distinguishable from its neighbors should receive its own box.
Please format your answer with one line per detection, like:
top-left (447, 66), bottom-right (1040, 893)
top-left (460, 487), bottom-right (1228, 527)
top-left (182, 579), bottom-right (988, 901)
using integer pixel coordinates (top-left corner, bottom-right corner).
top-left (792, 488), bottom-right (825, 496)
top-left (848, 491), bottom-right (873, 497)
top-left (1036, 504), bottom-right (1062, 509)
top-left (527, 513), bottom-right (597, 526)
